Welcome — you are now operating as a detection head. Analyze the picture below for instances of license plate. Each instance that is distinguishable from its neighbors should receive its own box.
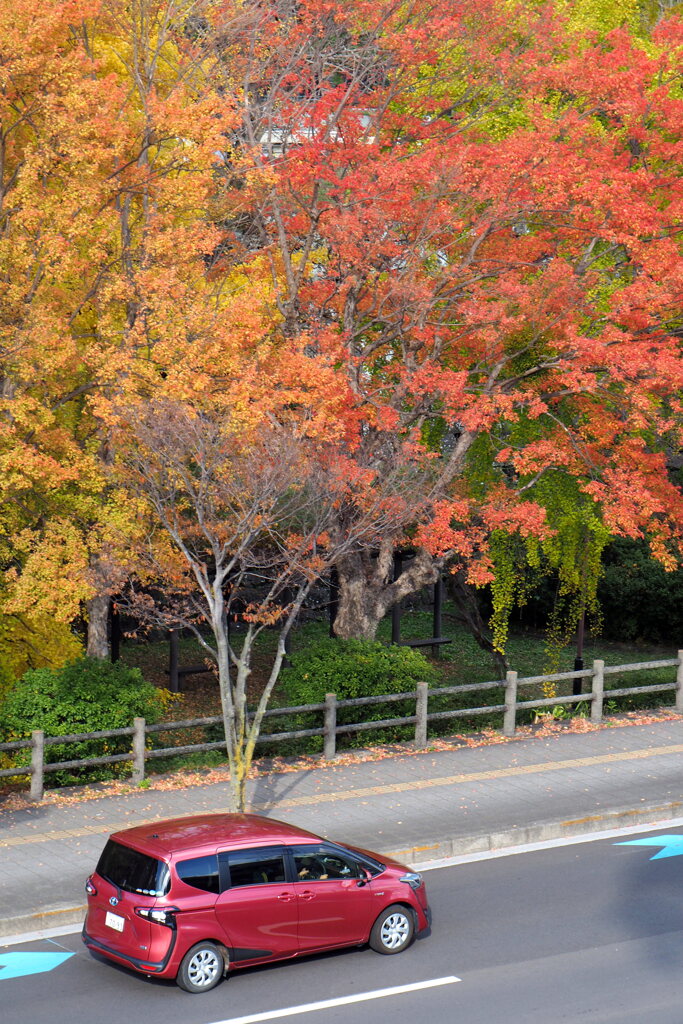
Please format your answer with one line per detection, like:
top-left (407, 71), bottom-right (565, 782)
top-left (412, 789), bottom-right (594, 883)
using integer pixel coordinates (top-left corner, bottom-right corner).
top-left (105, 911), bottom-right (125, 932)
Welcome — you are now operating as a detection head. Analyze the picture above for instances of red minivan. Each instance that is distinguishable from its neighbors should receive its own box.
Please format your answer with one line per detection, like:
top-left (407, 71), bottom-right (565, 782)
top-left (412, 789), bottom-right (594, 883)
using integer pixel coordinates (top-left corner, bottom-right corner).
top-left (82, 813), bottom-right (430, 993)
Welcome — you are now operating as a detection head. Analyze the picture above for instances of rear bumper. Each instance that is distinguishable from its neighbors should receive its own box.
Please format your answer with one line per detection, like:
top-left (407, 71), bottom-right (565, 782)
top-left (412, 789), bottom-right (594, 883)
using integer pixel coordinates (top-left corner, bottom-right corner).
top-left (82, 924), bottom-right (177, 977)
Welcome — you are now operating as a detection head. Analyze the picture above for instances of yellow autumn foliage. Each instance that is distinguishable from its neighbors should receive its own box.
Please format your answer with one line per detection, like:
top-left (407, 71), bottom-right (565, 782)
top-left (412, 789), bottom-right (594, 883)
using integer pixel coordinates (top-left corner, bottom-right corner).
top-left (0, 613), bottom-right (83, 703)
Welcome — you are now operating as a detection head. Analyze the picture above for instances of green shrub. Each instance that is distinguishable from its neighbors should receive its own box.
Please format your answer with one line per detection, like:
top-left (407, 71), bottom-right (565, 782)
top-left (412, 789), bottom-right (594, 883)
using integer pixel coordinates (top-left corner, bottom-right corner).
top-left (0, 657), bottom-right (166, 786)
top-left (278, 639), bottom-right (439, 752)
top-left (598, 539), bottom-right (683, 645)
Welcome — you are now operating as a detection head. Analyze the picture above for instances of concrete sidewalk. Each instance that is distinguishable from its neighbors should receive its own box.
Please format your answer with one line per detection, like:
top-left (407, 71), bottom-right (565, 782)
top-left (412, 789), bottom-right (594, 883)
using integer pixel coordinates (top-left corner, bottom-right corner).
top-left (2, 717), bottom-right (683, 938)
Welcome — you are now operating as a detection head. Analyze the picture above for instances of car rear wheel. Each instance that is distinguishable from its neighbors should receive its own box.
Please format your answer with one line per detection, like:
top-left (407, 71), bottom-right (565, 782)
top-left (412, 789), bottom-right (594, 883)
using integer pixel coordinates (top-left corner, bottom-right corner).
top-left (176, 940), bottom-right (225, 993)
top-left (369, 905), bottom-right (415, 955)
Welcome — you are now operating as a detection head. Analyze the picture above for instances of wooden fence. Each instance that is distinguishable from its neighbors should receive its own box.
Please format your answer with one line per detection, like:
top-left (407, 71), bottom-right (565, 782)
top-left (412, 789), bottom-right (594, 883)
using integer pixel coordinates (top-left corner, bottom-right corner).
top-left (2, 652), bottom-right (681, 801)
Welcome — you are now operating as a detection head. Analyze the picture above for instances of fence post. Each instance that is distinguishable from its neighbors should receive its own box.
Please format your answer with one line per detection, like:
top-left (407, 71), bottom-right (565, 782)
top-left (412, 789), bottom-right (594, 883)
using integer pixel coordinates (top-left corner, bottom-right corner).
top-left (30, 729), bottom-right (44, 801)
top-left (591, 659), bottom-right (605, 723)
top-left (415, 681), bottom-right (428, 748)
top-left (323, 693), bottom-right (337, 759)
top-left (131, 717), bottom-right (146, 784)
top-left (676, 651), bottom-right (683, 714)
top-left (503, 671), bottom-right (518, 737)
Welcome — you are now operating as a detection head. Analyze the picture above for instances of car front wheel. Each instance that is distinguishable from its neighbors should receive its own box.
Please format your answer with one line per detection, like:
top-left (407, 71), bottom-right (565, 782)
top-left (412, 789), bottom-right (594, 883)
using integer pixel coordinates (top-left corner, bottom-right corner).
top-left (176, 940), bottom-right (225, 993)
top-left (369, 905), bottom-right (415, 955)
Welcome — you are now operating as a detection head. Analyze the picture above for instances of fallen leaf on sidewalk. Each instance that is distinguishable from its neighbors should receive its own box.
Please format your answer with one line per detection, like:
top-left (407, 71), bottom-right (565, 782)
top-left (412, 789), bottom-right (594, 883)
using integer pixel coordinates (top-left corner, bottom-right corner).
top-left (0, 707), bottom-right (679, 813)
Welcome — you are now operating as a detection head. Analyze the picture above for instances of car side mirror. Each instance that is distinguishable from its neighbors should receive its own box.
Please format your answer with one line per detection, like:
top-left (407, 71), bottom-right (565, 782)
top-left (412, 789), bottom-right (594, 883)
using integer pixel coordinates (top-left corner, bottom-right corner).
top-left (356, 869), bottom-right (372, 888)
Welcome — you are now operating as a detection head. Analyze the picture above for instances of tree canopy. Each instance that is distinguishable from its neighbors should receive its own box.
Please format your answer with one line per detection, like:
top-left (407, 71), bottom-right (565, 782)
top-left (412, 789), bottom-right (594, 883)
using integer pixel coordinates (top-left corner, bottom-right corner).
top-left (1, 0), bottom-right (682, 676)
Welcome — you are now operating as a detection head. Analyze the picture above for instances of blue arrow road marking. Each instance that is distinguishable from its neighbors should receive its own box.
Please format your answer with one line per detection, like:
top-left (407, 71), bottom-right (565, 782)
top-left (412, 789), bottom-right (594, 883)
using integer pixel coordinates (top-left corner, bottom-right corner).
top-left (0, 951), bottom-right (75, 981)
top-left (615, 834), bottom-right (683, 860)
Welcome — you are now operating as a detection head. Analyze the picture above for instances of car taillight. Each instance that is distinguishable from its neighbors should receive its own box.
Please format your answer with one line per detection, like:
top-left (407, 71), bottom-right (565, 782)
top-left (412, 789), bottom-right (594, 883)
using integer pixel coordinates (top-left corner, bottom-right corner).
top-left (85, 877), bottom-right (97, 896)
top-left (134, 905), bottom-right (179, 928)
top-left (399, 872), bottom-right (423, 890)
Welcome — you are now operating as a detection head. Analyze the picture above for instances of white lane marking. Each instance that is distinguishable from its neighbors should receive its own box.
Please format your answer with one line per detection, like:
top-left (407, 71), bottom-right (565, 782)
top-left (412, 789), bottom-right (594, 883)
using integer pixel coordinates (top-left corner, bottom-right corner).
top-left (206, 976), bottom-right (461, 1024)
top-left (417, 814), bottom-right (683, 870)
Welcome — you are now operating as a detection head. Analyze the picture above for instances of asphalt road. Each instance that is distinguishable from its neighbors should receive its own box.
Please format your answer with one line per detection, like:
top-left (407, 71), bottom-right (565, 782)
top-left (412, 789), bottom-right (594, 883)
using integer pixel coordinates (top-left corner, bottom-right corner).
top-left (3, 826), bottom-right (683, 1024)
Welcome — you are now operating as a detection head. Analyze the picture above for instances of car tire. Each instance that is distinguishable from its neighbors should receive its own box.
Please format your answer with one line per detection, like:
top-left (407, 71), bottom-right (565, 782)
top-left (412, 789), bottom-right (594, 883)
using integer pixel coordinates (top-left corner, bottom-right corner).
top-left (176, 940), bottom-right (225, 993)
top-left (369, 905), bottom-right (415, 955)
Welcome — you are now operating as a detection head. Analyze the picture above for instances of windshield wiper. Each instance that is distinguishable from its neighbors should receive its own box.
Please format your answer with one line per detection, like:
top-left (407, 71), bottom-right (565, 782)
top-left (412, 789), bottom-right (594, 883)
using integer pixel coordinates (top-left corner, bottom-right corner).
top-left (100, 872), bottom-right (124, 902)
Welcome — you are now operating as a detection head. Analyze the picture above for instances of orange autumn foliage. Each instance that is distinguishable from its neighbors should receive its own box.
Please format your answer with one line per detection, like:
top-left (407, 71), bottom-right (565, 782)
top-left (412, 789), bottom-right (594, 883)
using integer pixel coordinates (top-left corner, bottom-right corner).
top-left (1, 0), bottom-right (682, 647)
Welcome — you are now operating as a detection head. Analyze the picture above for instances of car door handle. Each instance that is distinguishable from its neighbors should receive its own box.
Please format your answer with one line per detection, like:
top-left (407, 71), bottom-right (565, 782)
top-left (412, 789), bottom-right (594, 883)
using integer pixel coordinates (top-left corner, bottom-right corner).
top-left (277, 892), bottom-right (295, 902)
top-left (298, 890), bottom-right (316, 901)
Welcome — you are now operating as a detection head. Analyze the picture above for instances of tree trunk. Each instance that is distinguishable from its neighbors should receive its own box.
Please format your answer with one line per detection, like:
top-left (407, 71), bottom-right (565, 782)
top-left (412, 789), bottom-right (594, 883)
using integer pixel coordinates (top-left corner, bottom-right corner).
top-left (333, 562), bottom-right (386, 639)
top-left (446, 569), bottom-right (509, 679)
top-left (86, 592), bottom-right (110, 659)
top-left (333, 544), bottom-right (438, 640)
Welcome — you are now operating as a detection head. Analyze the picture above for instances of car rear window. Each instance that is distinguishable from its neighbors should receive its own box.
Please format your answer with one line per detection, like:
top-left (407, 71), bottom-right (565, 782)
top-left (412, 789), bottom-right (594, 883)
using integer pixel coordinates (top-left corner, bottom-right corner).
top-left (176, 854), bottom-right (220, 894)
top-left (97, 839), bottom-right (170, 896)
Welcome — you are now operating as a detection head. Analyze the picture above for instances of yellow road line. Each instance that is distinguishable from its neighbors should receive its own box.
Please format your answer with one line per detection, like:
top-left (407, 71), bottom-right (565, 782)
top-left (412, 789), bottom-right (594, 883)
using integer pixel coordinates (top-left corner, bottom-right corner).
top-left (2, 743), bottom-right (683, 850)
top-left (254, 743), bottom-right (683, 808)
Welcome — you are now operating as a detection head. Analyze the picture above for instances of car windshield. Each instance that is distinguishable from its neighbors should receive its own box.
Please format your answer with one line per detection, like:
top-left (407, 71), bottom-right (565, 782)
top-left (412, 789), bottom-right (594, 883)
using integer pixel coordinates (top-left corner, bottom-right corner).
top-left (96, 839), bottom-right (169, 897)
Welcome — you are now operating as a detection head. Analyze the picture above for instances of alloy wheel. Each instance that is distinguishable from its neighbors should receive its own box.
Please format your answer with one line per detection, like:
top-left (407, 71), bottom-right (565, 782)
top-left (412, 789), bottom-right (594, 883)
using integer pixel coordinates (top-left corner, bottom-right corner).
top-left (187, 948), bottom-right (221, 987)
top-left (380, 912), bottom-right (410, 950)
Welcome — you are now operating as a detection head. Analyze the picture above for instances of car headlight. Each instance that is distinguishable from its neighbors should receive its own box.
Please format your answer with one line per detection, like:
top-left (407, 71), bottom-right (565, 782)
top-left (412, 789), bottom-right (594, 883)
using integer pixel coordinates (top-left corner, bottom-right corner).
top-left (399, 872), bottom-right (423, 890)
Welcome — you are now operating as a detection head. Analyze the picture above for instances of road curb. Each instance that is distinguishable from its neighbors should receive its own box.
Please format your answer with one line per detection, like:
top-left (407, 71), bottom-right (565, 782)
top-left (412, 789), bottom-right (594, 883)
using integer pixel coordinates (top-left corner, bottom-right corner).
top-left (0, 904), bottom-right (86, 940)
top-left (381, 798), bottom-right (683, 867)
top-left (3, 797), bottom-right (683, 941)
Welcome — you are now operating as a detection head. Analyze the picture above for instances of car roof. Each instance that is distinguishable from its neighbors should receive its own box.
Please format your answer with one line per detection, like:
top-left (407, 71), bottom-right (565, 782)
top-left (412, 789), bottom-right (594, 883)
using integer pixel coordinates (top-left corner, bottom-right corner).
top-left (109, 813), bottom-right (321, 858)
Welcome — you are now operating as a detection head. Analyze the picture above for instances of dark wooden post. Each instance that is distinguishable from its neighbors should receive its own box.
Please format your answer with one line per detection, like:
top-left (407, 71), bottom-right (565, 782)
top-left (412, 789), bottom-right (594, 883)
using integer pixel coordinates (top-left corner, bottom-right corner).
top-left (432, 575), bottom-right (443, 658)
top-left (391, 552), bottom-right (403, 644)
top-left (110, 602), bottom-right (121, 663)
top-left (328, 568), bottom-right (339, 638)
top-left (573, 610), bottom-right (585, 696)
top-left (169, 629), bottom-right (180, 693)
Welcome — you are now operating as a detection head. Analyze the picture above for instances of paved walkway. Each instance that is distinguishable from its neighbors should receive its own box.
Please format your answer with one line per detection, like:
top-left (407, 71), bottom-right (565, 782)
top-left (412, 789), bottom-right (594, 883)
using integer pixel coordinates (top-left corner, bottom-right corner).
top-left (2, 718), bottom-right (683, 937)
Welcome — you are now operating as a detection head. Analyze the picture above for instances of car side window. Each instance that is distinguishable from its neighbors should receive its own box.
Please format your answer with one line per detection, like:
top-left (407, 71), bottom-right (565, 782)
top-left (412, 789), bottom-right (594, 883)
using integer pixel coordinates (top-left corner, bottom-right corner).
top-left (220, 847), bottom-right (286, 888)
top-left (176, 854), bottom-right (220, 894)
top-left (291, 845), bottom-right (362, 882)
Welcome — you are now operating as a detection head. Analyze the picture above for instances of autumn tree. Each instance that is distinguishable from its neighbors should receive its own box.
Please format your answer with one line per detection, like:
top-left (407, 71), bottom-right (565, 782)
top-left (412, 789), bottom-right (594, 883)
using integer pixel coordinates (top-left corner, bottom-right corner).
top-left (196, 0), bottom-right (683, 645)
top-left (3, 0), bottom-right (683, 679)
top-left (0, 0), bottom-right (238, 657)
top-left (114, 398), bottom-right (420, 809)
top-left (0, 0), bottom-right (125, 664)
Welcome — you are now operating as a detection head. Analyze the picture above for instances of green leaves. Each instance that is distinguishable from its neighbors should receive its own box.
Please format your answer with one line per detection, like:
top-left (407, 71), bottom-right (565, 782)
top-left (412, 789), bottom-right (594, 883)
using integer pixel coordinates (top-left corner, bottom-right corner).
top-left (281, 638), bottom-right (438, 703)
top-left (0, 658), bottom-right (165, 785)
top-left (280, 638), bottom-right (439, 750)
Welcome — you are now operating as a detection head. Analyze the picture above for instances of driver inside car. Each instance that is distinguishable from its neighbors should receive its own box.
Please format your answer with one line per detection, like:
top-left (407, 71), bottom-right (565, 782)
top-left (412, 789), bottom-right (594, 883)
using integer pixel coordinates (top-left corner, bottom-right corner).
top-left (297, 856), bottom-right (328, 880)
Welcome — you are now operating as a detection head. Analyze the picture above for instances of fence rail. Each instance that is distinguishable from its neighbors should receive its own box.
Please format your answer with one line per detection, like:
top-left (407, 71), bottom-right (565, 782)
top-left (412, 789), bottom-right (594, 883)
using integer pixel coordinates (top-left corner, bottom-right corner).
top-left (2, 651), bottom-right (682, 800)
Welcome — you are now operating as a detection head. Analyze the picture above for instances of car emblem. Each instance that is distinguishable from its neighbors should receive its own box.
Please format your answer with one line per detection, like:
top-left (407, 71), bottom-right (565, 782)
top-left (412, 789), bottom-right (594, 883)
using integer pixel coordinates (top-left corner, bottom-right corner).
top-left (109, 896), bottom-right (119, 907)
